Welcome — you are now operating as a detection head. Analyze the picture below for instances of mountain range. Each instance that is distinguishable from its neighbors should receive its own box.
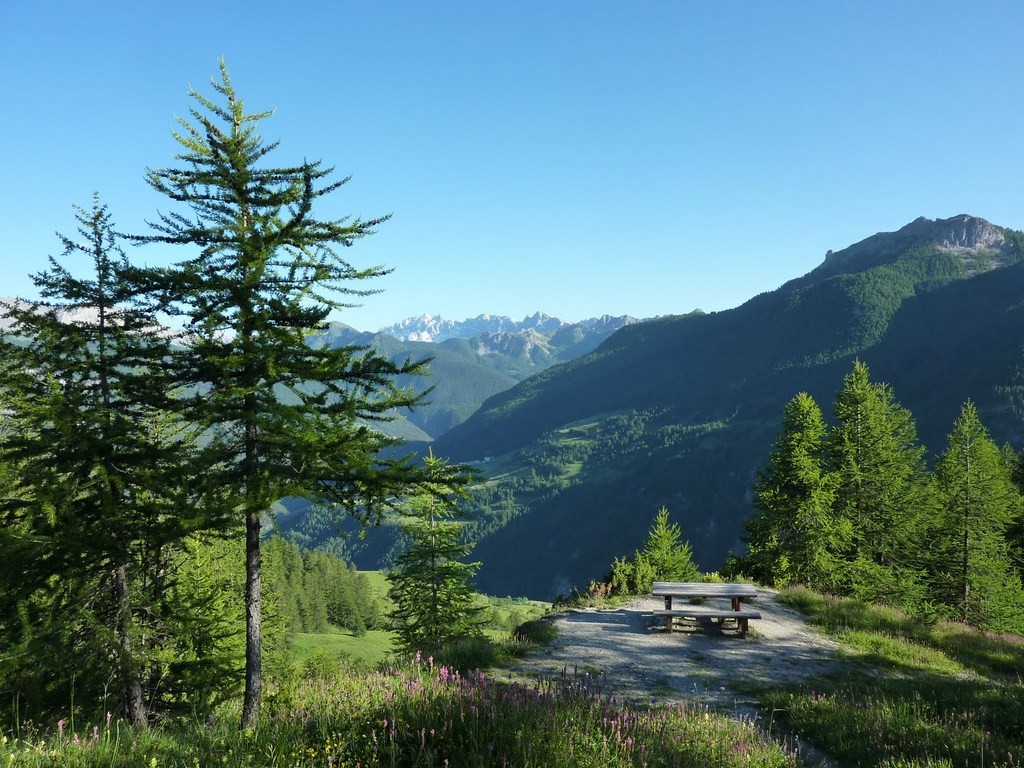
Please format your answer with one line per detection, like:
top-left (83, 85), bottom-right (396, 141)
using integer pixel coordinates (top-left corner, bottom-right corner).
top-left (21, 213), bottom-right (1021, 602)
top-left (408, 214), bottom-right (1024, 599)
top-left (315, 313), bottom-right (639, 439)
top-left (377, 311), bottom-right (635, 344)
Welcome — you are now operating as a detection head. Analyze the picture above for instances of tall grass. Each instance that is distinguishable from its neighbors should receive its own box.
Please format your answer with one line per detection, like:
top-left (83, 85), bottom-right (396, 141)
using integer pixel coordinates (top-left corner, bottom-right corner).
top-left (2, 654), bottom-right (797, 767)
top-left (761, 587), bottom-right (1024, 767)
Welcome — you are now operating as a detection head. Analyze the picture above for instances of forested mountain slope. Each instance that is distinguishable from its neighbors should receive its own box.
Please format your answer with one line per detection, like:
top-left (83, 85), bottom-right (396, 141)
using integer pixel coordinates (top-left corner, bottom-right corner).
top-left (428, 215), bottom-right (1024, 599)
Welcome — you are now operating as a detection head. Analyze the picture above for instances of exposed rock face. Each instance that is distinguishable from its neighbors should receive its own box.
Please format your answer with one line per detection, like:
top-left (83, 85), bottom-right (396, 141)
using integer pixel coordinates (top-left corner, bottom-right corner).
top-left (818, 214), bottom-right (1012, 277)
top-left (901, 214), bottom-right (1006, 251)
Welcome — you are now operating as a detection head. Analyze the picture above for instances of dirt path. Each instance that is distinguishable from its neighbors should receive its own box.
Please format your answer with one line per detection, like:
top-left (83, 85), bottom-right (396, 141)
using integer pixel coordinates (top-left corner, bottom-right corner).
top-left (511, 588), bottom-right (842, 766)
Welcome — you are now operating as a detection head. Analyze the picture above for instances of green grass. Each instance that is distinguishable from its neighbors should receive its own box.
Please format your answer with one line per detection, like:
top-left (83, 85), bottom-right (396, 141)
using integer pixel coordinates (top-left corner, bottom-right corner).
top-left (477, 594), bottom-right (550, 632)
top-left (284, 573), bottom-right (549, 674)
top-left (757, 587), bottom-right (1024, 767)
top-left (9, 584), bottom-right (1021, 766)
top-left (358, 569), bottom-right (391, 599)
top-left (291, 628), bottom-right (396, 667)
top-left (1, 656), bottom-right (797, 767)
top-left (513, 617), bottom-right (560, 644)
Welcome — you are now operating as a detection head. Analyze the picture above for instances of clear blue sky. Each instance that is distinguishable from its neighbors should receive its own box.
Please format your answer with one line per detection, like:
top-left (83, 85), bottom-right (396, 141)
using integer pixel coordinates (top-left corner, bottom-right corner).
top-left (2, 1), bottom-right (1023, 332)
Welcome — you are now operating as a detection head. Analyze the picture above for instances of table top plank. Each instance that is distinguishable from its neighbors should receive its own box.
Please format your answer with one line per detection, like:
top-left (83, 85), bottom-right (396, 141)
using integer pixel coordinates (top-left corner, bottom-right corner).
top-left (651, 581), bottom-right (758, 598)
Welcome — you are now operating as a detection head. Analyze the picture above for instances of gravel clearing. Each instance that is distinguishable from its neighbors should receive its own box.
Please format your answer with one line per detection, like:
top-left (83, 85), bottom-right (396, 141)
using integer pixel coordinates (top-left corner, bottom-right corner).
top-left (511, 587), bottom-right (844, 766)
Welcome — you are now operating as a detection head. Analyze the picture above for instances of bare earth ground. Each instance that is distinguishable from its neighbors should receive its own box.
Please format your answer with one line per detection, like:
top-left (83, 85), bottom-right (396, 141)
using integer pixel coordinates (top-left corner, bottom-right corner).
top-left (510, 588), bottom-right (843, 766)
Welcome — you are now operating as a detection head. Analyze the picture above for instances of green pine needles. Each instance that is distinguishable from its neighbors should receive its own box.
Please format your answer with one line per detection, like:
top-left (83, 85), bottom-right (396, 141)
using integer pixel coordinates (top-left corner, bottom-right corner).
top-left (387, 452), bottom-right (485, 654)
top-left (741, 360), bottom-right (1024, 633)
top-left (610, 506), bottom-right (701, 596)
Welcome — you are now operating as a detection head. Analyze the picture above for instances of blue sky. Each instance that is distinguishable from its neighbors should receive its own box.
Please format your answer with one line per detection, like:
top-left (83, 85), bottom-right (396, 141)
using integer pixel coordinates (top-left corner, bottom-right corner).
top-left (2, 1), bottom-right (1022, 332)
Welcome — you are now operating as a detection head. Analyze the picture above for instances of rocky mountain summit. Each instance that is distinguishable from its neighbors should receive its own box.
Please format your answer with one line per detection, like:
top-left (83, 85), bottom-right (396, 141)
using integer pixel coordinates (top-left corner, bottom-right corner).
top-left (817, 214), bottom-right (1012, 278)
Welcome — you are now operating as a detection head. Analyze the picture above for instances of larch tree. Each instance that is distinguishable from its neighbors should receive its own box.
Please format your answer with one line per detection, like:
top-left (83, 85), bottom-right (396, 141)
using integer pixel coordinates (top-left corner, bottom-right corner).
top-left (934, 401), bottom-right (1024, 631)
top-left (387, 452), bottom-right (484, 654)
top-left (746, 391), bottom-right (845, 589)
top-left (0, 196), bottom-right (189, 724)
top-left (827, 360), bottom-right (933, 602)
top-left (135, 61), bottom-right (460, 726)
top-left (641, 507), bottom-right (701, 584)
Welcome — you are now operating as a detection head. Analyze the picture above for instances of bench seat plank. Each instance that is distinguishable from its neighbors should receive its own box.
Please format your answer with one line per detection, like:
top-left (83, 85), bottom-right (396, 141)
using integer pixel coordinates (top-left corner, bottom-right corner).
top-left (653, 607), bottom-right (761, 637)
top-left (653, 608), bottom-right (762, 619)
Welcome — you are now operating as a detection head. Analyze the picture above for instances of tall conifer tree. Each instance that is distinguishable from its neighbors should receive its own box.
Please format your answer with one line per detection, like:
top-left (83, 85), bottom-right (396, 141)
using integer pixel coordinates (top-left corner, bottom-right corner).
top-left (828, 361), bottom-right (932, 601)
top-left (135, 61), bottom-right (460, 726)
top-left (934, 401), bottom-right (1024, 631)
top-left (0, 196), bottom-right (186, 724)
top-left (746, 391), bottom-right (845, 589)
top-left (387, 453), bottom-right (483, 653)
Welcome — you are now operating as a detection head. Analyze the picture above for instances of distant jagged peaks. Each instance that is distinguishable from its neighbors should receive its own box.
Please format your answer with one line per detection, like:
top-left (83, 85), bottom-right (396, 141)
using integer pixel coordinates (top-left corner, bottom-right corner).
top-left (818, 214), bottom-right (1012, 277)
top-left (378, 312), bottom-right (640, 343)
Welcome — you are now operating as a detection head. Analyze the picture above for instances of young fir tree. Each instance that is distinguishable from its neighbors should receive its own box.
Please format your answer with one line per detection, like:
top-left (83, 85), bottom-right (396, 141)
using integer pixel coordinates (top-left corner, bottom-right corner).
top-left (0, 196), bottom-right (191, 724)
top-left (387, 453), bottom-right (483, 653)
top-left (135, 61), bottom-right (464, 726)
top-left (641, 507), bottom-right (701, 582)
top-left (746, 392), bottom-right (845, 589)
top-left (610, 507), bottom-right (700, 595)
top-left (827, 360), bottom-right (933, 603)
top-left (933, 401), bottom-right (1024, 631)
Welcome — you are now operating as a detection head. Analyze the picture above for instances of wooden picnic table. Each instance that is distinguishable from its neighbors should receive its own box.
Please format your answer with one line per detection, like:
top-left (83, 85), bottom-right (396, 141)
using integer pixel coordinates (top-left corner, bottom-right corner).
top-left (651, 581), bottom-right (760, 637)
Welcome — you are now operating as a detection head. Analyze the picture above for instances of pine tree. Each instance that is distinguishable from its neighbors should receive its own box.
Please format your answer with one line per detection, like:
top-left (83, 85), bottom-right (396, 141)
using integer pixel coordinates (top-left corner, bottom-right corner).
top-left (746, 392), bottom-right (845, 589)
top-left (933, 401), bottom-right (1024, 631)
top-left (158, 534), bottom-right (247, 717)
top-left (641, 507), bottom-right (701, 583)
top-left (828, 361), bottom-right (932, 603)
top-left (134, 61), bottom-right (462, 725)
top-left (387, 453), bottom-right (483, 653)
top-left (0, 196), bottom-right (191, 724)
top-left (610, 506), bottom-right (700, 595)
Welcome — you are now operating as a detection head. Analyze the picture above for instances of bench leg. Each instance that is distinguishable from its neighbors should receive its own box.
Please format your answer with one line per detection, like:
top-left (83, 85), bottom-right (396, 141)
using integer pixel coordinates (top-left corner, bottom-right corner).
top-left (665, 615), bottom-right (674, 633)
top-left (739, 617), bottom-right (748, 638)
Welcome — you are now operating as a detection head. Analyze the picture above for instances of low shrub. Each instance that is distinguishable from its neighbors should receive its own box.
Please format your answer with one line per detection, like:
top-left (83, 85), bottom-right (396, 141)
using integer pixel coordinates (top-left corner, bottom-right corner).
top-left (513, 617), bottom-right (559, 645)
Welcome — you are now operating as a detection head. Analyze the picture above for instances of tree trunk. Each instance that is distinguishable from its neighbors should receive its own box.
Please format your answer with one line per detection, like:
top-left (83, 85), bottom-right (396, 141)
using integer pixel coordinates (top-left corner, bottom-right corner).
top-left (241, 505), bottom-right (262, 728)
top-left (962, 450), bottom-right (971, 622)
top-left (113, 561), bottom-right (147, 726)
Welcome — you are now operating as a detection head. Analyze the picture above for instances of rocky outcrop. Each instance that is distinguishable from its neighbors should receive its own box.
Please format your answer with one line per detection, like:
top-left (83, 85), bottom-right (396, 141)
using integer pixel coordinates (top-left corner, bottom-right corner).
top-left (818, 214), bottom-right (1012, 277)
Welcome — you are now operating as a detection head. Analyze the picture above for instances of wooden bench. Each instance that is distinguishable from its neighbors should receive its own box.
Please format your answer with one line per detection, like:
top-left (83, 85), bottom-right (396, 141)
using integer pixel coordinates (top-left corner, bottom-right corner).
top-left (651, 582), bottom-right (760, 637)
top-left (652, 607), bottom-right (762, 637)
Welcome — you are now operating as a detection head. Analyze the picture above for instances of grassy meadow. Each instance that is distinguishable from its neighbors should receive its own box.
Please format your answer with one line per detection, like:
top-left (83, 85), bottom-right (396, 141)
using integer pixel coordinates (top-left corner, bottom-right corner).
top-left (2, 581), bottom-right (1023, 767)
top-left (756, 587), bottom-right (1024, 767)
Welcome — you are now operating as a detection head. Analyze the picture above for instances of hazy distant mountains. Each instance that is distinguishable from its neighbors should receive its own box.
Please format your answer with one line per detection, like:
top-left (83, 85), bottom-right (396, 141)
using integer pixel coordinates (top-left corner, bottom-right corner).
top-left (378, 311), bottom-right (639, 345)
top-left (316, 312), bottom-right (641, 440)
